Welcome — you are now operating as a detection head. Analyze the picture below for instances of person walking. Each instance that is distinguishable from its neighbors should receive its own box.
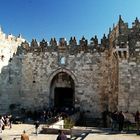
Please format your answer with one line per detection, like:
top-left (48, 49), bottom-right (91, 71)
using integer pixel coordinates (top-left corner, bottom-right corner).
top-left (34, 120), bottom-right (40, 135)
top-left (118, 111), bottom-right (124, 132)
top-left (0, 116), bottom-right (4, 133)
top-left (21, 130), bottom-right (29, 140)
top-left (9, 115), bottom-right (12, 129)
top-left (56, 130), bottom-right (67, 140)
top-left (111, 111), bottom-right (118, 131)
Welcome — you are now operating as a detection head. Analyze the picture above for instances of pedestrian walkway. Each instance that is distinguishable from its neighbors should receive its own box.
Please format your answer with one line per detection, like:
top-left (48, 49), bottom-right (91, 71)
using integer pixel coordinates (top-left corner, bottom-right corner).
top-left (0, 124), bottom-right (140, 140)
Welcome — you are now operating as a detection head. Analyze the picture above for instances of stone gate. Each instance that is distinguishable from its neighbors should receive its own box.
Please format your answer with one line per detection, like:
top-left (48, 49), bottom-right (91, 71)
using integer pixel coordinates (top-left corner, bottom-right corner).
top-left (0, 16), bottom-right (140, 118)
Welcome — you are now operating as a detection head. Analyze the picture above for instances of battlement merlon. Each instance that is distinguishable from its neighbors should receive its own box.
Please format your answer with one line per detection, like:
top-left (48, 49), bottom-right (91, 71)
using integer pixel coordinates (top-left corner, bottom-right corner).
top-left (15, 15), bottom-right (140, 57)
top-left (17, 35), bottom-right (111, 55)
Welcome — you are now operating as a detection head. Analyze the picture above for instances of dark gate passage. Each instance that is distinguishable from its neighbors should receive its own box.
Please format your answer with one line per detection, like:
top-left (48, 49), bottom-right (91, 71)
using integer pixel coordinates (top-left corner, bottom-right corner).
top-left (54, 87), bottom-right (74, 108)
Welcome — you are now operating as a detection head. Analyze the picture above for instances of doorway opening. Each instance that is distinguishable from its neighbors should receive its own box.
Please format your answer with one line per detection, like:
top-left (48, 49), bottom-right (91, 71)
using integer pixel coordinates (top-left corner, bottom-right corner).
top-left (54, 87), bottom-right (74, 108)
top-left (50, 72), bottom-right (75, 108)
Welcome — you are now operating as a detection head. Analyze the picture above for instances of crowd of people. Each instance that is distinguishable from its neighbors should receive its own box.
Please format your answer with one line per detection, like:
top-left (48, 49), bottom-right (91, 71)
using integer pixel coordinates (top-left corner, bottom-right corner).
top-left (0, 108), bottom-right (140, 139)
top-left (0, 115), bottom-right (12, 133)
top-left (22, 106), bottom-right (76, 123)
top-left (110, 111), bottom-right (125, 132)
top-left (0, 106), bottom-right (73, 140)
top-left (0, 106), bottom-right (76, 135)
top-left (102, 110), bottom-right (140, 135)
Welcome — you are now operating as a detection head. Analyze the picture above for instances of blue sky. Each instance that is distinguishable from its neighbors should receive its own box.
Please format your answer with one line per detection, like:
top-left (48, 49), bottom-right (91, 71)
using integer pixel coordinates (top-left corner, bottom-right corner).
top-left (0, 0), bottom-right (140, 42)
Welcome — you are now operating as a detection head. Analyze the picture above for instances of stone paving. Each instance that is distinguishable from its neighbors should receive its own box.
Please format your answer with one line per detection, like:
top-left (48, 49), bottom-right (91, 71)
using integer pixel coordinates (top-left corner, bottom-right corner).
top-left (0, 124), bottom-right (140, 140)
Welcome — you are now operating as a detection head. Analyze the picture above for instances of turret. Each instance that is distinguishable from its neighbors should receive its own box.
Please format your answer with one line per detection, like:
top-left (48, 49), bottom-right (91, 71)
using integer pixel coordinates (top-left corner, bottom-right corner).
top-left (118, 15), bottom-right (128, 35)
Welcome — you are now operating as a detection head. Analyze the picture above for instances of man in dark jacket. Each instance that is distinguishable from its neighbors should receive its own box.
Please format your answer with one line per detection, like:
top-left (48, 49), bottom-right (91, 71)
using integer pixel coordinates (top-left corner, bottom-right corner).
top-left (135, 111), bottom-right (140, 135)
top-left (118, 111), bottom-right (124, 132)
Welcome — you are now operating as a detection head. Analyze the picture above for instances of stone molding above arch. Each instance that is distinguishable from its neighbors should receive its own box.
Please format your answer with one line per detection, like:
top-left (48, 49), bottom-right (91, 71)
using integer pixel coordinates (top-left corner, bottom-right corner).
top-left (47, 68), bottom-right (78, 89)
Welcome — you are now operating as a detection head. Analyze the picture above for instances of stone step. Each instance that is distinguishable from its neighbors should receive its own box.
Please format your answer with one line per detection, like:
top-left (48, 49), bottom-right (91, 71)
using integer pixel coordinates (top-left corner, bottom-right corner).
top-left (76, 118), bottom-right (102, 127)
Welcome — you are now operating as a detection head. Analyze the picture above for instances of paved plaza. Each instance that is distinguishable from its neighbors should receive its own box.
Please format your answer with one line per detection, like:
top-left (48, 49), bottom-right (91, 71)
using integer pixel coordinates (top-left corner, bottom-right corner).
top-left (0, 124), bottom-right (140, 140)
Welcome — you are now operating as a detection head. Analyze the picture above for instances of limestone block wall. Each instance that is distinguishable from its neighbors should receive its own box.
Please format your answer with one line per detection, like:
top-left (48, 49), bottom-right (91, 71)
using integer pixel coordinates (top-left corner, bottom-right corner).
top-left (0, 49), bottom-right (118, 118)
top-left (0, 56), bottom-right (23, 113)
top-left (67, 52), bottom-right (110, 117)
top-left (118, 60), bottom-right (140, 112)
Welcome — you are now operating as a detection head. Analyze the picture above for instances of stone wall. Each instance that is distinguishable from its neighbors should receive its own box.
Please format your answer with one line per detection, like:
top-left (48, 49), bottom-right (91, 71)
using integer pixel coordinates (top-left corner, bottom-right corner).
top-left (118, 61), bottom-right (140, 113)
top-left (118, 59), bottom-right (140, 112)
top-left (1, 16), bottom-right (140, 118)
top-left (110, 16), bottom-right (140, 113)
top-left (0, 48), bottom-right (117, 118)
top-left (0, 28), bottom-right (25, 73)
top-left (0, 27), bottom-right (24, 113)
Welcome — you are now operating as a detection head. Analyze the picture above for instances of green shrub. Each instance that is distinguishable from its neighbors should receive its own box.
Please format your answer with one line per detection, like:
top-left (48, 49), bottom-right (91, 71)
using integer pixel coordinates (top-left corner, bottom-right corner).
top-left (64, 117), bottom-right (75, 129)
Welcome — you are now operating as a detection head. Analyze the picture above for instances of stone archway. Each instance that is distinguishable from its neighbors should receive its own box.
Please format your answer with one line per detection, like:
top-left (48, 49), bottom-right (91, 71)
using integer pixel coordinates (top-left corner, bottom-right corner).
top-left (49, 71), bottom-right (75, 108)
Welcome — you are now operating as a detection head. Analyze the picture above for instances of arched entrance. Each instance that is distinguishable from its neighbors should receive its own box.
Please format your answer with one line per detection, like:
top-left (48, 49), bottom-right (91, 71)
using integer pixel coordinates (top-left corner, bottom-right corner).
top-left (50, 72), bottom-right (75, 108)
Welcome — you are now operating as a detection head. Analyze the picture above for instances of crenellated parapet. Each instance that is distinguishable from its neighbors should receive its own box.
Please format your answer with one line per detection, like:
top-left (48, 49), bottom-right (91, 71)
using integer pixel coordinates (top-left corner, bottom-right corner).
top-left (17, 35), bottom-right (111, 55)
top-left (16, 15), bottom-right (140, 58)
